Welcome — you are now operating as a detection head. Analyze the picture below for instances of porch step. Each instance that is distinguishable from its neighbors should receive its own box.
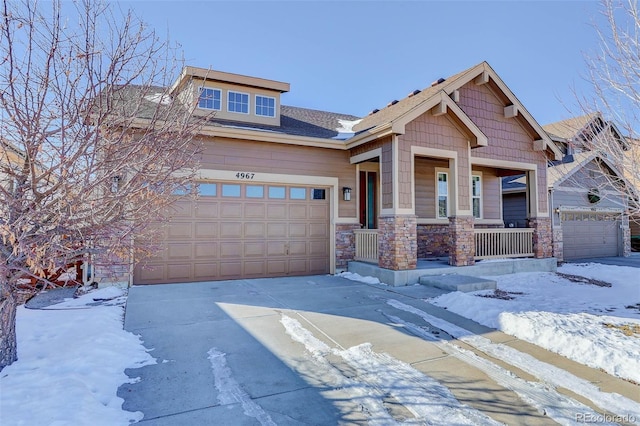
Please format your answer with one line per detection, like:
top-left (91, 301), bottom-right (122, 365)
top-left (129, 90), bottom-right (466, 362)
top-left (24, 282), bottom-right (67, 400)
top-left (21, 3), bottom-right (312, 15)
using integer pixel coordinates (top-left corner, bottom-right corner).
top-left (419, 274), bottom-right (496, 293)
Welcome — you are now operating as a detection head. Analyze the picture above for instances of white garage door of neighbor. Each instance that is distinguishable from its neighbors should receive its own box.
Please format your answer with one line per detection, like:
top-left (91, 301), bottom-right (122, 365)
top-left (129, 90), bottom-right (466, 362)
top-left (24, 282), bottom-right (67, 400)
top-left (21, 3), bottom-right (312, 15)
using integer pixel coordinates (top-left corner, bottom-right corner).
top-left (134, 182), bottom-right (331, 284)
top-left (562, 211), bottom-right (620, 260)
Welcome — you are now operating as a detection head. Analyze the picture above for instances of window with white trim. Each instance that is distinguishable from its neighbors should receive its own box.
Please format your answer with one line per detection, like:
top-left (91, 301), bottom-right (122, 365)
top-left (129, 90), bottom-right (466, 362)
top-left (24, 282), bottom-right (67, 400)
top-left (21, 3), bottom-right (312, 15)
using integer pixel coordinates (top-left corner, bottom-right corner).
top-left (472, 174), bottom-right (482, 219)
top-left (255, 95), bottom-right (276, 117)
top-left (228, 91), bottom-right (249, 114)
top-left (198, 87), bottom-right (221, 110)
top-left (437, 171), bottom-right (448, 219)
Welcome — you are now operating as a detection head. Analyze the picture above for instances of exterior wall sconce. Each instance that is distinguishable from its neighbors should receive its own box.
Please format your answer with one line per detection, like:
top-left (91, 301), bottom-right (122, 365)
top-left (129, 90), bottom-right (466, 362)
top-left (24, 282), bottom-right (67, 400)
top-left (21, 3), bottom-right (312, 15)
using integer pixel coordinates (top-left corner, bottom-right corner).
top-left (342, 187), bottom-right (352, 201)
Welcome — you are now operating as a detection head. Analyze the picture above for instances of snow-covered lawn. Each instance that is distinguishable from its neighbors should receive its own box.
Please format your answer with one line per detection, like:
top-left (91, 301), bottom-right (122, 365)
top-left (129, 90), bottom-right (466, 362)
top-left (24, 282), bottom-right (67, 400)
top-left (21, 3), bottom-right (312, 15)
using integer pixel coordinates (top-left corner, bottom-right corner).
top-left (0, 287), bottom-right (155, 426)
top-left (429, 262), bottom-right (640, 384)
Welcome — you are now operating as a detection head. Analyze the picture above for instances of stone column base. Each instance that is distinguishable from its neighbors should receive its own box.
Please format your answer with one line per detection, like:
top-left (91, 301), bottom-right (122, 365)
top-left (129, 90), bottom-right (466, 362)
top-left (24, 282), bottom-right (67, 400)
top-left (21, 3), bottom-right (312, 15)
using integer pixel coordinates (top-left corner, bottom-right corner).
top-left (528, 217), bottom-right (553, 259)
top-left (449, 216), bottom-right (475, 266)
top-left (335, 223), bottom-right (361, 271)
top-left (378, 215), bottom-right (417, 271)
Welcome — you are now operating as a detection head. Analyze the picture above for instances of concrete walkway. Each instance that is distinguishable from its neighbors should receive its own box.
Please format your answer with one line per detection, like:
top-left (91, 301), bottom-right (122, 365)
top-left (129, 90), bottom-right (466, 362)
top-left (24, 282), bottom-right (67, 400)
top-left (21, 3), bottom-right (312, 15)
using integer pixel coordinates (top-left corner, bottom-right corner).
top-left (120, 275), bottom-right (639, 425)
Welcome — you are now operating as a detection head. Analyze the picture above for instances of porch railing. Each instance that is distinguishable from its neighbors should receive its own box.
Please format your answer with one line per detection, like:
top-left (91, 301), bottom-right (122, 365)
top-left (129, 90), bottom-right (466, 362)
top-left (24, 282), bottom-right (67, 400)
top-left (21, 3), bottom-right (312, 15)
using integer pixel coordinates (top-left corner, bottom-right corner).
top-left (354, 229), bottom-right (378, 263)
top-left (474, 228), bottom-right (534, 260)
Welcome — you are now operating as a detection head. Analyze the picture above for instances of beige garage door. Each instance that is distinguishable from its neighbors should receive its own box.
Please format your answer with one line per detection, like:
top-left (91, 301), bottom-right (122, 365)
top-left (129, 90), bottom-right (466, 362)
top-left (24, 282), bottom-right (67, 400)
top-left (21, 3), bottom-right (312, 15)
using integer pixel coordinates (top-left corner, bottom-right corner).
top-left (562, 211), bottom-right (620, 260)
top-left (134, 182), bottom-right (331, 284)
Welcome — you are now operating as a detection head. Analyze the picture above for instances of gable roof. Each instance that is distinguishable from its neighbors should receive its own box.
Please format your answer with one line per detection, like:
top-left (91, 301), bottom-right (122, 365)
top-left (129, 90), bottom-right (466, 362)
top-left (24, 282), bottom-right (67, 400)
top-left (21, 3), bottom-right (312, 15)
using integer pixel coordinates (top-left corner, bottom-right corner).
top-left (542, 113), bottom-right (600, 140)
top-left (543, 112), bottom-right (629, 152)
top-left (351, 61), bottom-right (562, 160)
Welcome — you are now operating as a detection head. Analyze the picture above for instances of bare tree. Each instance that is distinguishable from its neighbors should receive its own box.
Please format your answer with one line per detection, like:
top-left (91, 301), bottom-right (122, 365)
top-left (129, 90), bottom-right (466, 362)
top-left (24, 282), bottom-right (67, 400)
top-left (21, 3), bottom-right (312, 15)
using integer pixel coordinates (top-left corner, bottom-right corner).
top-left (580, 0), bottom-right (640, 216)
top-left (0, 0), bottom-right (206, 370)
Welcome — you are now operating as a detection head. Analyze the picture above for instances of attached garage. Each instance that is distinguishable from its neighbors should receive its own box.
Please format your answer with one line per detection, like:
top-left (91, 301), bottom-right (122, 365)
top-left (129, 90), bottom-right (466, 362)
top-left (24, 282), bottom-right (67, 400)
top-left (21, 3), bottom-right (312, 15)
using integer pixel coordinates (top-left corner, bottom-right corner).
top-left (134, 182), bottom-right (331, 284)
top-left (561, 211), bottom-right (621, 260)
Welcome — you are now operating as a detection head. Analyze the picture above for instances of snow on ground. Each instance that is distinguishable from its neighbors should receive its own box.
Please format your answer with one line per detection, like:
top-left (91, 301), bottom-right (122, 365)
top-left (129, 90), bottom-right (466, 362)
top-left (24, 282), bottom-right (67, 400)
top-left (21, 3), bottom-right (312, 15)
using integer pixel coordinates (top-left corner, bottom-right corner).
top-left (337, 271), bottom-right (381, 285)
top-left (429, 262), bottom-right (640, 383)
top-left (0, 287), bottom-right (156, 426)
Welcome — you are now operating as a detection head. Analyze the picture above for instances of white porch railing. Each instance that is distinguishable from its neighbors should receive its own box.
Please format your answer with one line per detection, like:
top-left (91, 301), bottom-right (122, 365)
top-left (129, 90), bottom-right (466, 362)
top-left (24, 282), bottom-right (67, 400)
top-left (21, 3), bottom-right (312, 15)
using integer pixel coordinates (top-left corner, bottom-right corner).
top-left (474, 228), bottom-right (534, 260)
top-left (354, 229), bottom-right (378, 263)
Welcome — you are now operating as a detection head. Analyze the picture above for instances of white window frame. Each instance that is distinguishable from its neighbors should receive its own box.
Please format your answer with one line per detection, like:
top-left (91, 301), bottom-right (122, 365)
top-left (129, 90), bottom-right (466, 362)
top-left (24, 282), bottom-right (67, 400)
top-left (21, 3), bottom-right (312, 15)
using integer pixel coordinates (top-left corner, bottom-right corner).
top-left (472, 173), bottom-right (483, 219)
top-left (227, 90), bottom-right (250, 114)
top-left (197, 87), bottom-right (221, 111)
top-left (436, 169), bottom-right (449, 219)
top-left (255, 95), bottom-right (276, 117)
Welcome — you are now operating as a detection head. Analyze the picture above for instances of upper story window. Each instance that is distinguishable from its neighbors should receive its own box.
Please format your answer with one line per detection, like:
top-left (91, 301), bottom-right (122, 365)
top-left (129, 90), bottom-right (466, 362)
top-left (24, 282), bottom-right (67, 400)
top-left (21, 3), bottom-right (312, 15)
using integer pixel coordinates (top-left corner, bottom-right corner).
top-left (437, 171), bottom-right (448, 219)
top-left (228, 91), bottom-right (249, 114)
top-left (255, 95), bottom-right (276, 117)
top-left (198, 87), bottom-right (221, 110)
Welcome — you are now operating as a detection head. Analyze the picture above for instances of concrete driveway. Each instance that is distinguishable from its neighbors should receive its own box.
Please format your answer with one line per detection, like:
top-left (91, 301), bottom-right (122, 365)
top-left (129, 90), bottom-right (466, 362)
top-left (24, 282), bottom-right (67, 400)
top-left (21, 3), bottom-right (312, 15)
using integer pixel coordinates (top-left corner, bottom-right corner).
top-left (119, 275), bottom-right (637, 425)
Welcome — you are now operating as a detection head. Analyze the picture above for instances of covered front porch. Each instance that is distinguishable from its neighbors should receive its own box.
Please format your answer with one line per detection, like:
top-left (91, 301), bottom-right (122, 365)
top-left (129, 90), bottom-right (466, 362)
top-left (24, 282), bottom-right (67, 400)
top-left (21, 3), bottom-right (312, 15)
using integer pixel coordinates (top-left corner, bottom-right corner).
top-left (354, 226), bottom-right (535, 264)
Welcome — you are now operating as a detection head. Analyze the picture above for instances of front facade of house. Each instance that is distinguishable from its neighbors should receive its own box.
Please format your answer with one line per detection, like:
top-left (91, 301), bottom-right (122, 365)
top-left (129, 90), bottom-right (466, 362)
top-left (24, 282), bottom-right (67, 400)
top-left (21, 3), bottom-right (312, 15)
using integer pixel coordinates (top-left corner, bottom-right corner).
top-left (133, 62), bottom-right (562, 285)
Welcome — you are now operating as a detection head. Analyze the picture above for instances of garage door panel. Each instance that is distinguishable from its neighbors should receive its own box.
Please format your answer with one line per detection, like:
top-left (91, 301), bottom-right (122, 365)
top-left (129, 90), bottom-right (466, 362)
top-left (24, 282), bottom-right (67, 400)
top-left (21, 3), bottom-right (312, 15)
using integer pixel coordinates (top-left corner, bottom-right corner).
top-left (220, 222), bottom-right (242, 238)
top-left (167, 263), bottom-right (192, 280)
top-left (267, 260), bottom-right (286, 274)
top-left (221, 203), bottom-right (243, 218)
top-left (267, 204), bottom-right (287, 219)
top-left (289, 259), bottom-right (308, 274)
top-left (171, 200), bottom-right (192, 218)
top-left (244, 242), bottom-right (266, 257)
top-left (310, 204), bottom-right (329, 219)
top-left (243, 261), bottom-right (265, 276)
top-left (168, 222), bottom-right (192, 238)
top-left (267, 223), bottom-right (287, 238)
top-left (289, 205), bottom-right (307, 219)
top-left (310, 258), bottom-right (328, 274)
top-left (195, 222), bottom-right (218, 238)
top-left (168, 243), bottom-right (192, 260)
top-left (289, 241), bottom-right (307, 255)
top-left (135, 183), bottom-right (330, 284)
top-left (195, 202), bottom-right (219, 218)
top-left (194, 263), bottom-right (218, 279)
top-left (220, 262), bottom-right (242, 277)
top-left (244, 223), bottom-right (265, 238)
top-left (309, 240), bottom-right (329, 255)
top-left (244, 203), bottom-right (266, 218)
top-left (195, 242), bottom-right (218, 258)
top-left (138, 264), bottom-right (165, 281)
top-left (289, 223), bottom-right (307, 238)
top-left (309, 223), bottom-right (328, 238)
top-left (221, 242), bottom-right (242, 258)
top-left (267, 241), bottom-right (286, 256)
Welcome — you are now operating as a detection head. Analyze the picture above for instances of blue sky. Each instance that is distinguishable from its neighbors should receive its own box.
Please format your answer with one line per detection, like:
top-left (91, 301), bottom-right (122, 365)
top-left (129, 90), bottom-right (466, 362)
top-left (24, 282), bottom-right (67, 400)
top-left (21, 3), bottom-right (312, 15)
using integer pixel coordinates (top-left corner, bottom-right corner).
top-left (122, 1), bottom-right (603, 126)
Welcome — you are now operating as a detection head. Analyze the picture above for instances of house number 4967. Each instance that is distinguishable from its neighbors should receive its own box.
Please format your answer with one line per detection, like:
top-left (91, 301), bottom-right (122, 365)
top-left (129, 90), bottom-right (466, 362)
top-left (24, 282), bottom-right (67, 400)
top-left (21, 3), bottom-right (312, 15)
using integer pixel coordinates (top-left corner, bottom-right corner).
top-left (235, 172), bottom-right (255, 180)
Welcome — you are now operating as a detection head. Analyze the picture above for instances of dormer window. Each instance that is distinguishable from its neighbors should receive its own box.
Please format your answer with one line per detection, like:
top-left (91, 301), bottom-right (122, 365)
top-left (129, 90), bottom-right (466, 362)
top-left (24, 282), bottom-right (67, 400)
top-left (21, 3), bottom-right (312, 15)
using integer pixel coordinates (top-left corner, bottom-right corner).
top-left (255, 95), bottom-right (276, 117)
top-left (198, 87), bottom-right (221, 110)
top-left (228, 91), bottom-right (249, 114)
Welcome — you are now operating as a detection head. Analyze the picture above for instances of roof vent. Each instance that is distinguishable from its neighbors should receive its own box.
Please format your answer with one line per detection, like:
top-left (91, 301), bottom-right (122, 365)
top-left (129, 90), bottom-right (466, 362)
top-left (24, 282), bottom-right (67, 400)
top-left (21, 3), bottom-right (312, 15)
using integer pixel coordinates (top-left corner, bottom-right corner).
top-left (407, 89), bottom-right (421, 97)
top-left (368, 108), bottom-right (380, 115)
top-left (387, 100), bottom-right (399, 107)
top-left (431, 77), bottom-right (446, 87)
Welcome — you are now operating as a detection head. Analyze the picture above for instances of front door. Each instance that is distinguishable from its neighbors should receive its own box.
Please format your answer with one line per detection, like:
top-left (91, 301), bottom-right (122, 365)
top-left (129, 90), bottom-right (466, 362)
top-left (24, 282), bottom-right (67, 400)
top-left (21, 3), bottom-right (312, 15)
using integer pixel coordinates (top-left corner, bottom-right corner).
top-left (359, 170), bottom-right (377, 229)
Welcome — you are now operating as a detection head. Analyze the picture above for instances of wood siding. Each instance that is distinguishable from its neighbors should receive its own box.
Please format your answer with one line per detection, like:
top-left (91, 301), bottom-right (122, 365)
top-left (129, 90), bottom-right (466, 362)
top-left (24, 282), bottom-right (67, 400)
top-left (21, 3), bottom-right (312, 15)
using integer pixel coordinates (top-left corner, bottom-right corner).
top-left (401, 113), bottom-right (471, 211)
top-left (200, 137), bottom-right (356, 218)
top-left (458, 82), bottom-right (549, 214)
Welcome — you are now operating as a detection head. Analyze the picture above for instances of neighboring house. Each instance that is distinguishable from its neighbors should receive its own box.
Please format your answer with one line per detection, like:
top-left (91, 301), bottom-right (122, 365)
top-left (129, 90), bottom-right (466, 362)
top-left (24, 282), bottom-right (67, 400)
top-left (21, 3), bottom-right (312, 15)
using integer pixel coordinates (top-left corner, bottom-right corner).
top-left (133, 62), bottom-right (562, 285)
top-left (502, 113), bottom-right (633, 261)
